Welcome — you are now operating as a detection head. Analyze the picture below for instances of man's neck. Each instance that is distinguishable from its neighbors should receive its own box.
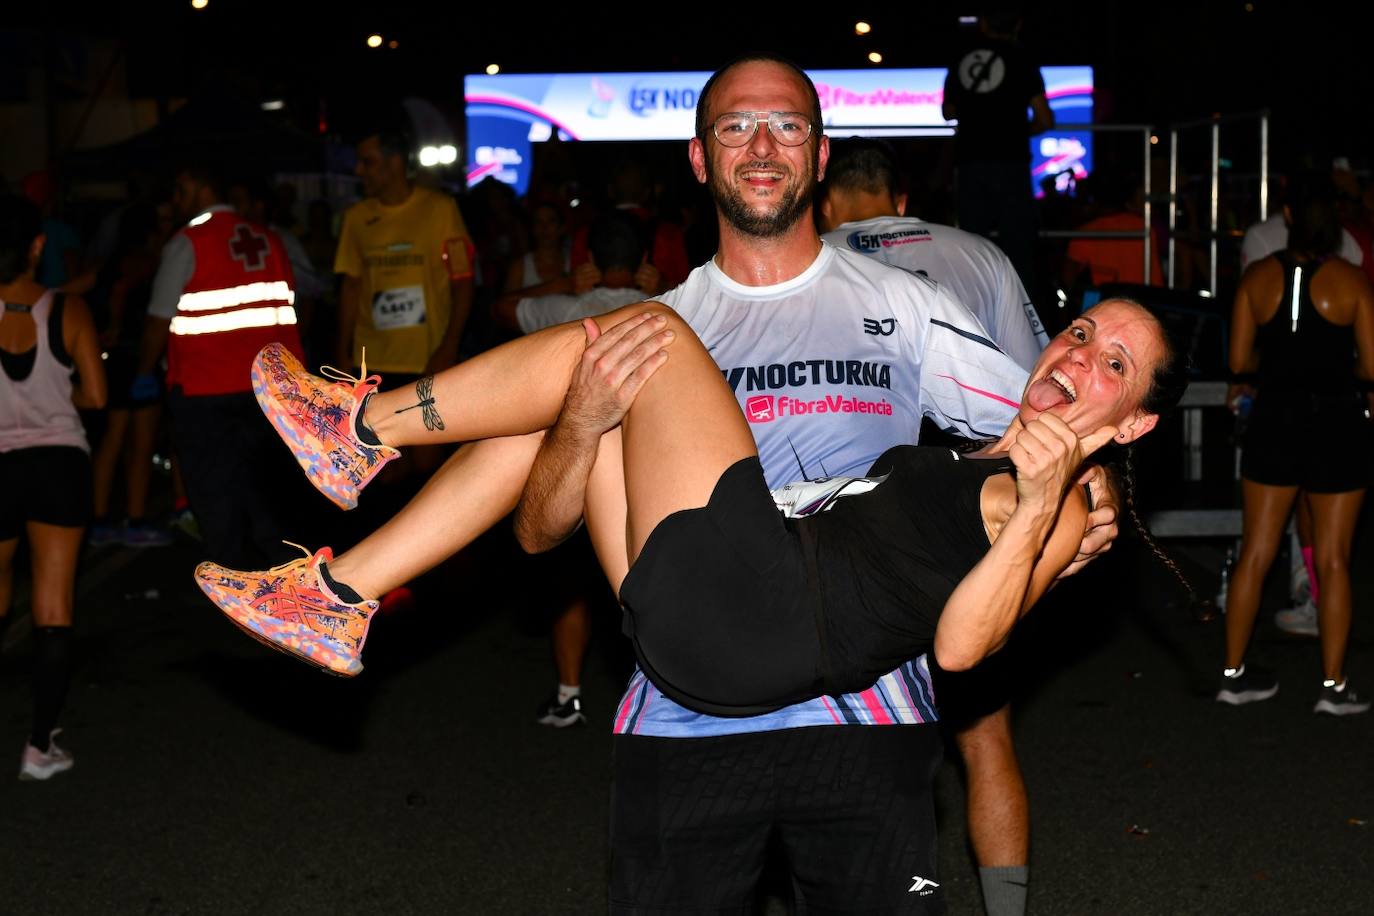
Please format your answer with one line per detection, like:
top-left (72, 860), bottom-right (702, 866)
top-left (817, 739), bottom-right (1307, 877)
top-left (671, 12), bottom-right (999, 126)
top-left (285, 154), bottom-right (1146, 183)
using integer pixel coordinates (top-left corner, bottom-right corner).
top-left (377, 182), bottom-right (413, 208)
top-left (713, 215), bottom-right (823, 287)
top-left (833, 194), bottom-right (902, 229)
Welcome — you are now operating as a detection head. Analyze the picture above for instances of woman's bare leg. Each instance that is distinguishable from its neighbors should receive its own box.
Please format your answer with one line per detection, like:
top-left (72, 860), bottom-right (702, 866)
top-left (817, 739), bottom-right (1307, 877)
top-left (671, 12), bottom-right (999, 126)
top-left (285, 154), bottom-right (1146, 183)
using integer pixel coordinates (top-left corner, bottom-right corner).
top-left (528, 308), bottom-right (758, 584)
top-left (583, 428), bottom-right (630, 593)
top-left (362, 307), bottom-right (675, 447)
top-left (1308, 489), bottom-right (1365, 682)
top-left (1225, 481), bottom-right (1300, 669)
top-left (616, 313), bottom-right (757, 560)
top-left (315, 306), bottom-right (752, 603)
top-left (326, 434), bottom-right (543, 599)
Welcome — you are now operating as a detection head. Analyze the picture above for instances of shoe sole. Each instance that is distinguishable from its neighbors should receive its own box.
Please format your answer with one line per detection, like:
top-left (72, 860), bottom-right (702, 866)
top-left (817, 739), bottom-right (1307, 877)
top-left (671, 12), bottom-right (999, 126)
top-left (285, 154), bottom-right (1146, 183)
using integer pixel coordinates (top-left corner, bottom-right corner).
top-left (1275, 611), bottom-right (1319, 638)
top-left (1216, 685), bottom-right (1279, 705)
top-left (195, 566), bottom-right (363, 678)
top-left (537, 713), bottom-right (587, 728)
top-left (18, 764), bottom-right (73, 781)
top-left (1314, 700), bottom-right (1371, 716)
top-left (252, 346), bottom-right (365, 511)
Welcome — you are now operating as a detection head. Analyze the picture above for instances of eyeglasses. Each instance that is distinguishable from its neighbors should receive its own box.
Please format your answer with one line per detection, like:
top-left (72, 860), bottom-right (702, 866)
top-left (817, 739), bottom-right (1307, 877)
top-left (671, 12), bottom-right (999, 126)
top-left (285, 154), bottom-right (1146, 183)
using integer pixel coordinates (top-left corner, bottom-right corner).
top-left (710, 111), bottom-right (814, 148)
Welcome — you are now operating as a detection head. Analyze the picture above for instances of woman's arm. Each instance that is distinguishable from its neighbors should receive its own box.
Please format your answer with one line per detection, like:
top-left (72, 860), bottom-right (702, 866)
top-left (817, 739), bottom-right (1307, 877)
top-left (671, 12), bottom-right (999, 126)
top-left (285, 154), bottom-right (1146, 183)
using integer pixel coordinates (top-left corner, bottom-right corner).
top-left (1349, 269), bottom-right (1374, 416)
top-left (933, 417), bottom-right (1111, 671)
top-left (64, 295), bottom-right (108, 410)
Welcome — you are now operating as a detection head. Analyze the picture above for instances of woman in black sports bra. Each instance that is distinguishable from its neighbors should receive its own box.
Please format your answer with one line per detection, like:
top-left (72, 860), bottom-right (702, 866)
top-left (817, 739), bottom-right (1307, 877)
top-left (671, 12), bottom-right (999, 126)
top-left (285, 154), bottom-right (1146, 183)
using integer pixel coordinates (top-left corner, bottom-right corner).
top-left (1222, 176), bottom-right (1374, 715)
top-left (198, 295), bottom-right (1184, 714)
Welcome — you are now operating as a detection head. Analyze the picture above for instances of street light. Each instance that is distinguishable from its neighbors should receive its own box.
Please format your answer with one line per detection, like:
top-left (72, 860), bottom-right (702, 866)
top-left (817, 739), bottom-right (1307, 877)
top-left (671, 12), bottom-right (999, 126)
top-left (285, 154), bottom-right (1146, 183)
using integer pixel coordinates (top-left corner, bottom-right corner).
top-left (419, 145), bottom-right (458, 168)
top-left (191, 0), bottom-right (208, 9)
top-left (854, 21), bottom-right (871, 35)
top-left (367, 34), bottom-right (383, 48)
top-left (868, 51), bottom-right (883, 64)
top-left (486, 63), bottom-right (500, 75)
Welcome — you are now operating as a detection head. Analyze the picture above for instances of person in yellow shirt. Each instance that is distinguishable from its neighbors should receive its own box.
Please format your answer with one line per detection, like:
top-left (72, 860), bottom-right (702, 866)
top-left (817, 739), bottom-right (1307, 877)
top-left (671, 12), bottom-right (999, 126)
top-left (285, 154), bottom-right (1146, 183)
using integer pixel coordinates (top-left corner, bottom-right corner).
top-left (335, 125), bottom-right (475, 377)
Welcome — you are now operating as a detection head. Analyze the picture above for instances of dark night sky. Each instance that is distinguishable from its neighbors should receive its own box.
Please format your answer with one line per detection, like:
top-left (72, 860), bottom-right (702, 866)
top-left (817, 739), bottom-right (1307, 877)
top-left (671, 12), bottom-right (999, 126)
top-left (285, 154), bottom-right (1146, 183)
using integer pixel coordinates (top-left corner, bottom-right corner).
top-left (11, 2), bottom-right (1374, 165)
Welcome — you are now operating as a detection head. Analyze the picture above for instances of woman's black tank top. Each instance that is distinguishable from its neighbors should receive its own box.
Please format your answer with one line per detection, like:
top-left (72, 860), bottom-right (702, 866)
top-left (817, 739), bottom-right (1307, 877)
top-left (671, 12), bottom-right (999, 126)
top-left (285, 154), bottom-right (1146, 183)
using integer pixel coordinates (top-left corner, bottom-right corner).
top-left (1255, 252), bottom-right (1356, 396)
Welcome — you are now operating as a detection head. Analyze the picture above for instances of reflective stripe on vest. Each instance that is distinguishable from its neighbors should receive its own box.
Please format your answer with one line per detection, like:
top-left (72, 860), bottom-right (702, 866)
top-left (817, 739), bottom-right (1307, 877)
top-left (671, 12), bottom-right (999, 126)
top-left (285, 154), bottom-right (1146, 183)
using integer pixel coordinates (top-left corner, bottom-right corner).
top-left (175, 280), bottom-right (296, 313)
top-left (170, 305), bottom-right (299, 336)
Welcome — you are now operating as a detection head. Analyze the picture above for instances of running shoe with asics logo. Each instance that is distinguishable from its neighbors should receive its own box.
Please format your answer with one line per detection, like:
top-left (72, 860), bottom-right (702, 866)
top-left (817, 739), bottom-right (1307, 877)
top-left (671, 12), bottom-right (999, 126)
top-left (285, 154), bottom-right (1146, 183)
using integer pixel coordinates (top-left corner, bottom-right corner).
top-left (195, 545), bottom-right (378, 676)
top-left (252, 343), bottom-right (399, 510)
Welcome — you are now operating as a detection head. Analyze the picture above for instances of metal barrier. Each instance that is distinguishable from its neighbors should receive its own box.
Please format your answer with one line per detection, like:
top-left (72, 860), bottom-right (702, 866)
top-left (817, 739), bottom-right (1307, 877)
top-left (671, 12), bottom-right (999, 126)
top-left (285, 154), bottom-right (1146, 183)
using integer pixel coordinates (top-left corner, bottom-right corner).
top-left (1166, 111), bottom-right (1270, 294)
top-left (1145, 380), bottom-right (1242, 538)
top-left (1033, 123), bottom-right (1156, 281)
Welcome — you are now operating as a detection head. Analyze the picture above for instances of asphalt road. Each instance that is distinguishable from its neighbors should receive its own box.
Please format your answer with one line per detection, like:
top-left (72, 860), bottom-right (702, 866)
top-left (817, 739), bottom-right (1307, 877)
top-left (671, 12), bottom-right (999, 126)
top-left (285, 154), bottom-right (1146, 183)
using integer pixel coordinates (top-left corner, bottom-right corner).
top-left (1, 524), bottom-right (1370, 915)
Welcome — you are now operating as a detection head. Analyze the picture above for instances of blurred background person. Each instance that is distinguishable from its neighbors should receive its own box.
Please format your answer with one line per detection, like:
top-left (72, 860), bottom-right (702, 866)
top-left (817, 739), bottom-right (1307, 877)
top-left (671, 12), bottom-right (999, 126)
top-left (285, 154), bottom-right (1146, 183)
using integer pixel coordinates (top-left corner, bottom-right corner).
top-left (88, 202), bottom-right (174, 547)
top-left (0, 194), bottom-right (107, 780)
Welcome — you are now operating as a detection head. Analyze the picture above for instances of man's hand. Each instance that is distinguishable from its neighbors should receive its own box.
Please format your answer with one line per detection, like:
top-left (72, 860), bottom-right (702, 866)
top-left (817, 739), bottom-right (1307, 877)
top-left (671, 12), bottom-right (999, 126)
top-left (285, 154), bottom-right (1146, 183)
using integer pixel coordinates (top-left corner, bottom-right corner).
top-left (635, 261), bottom-right (663, 295)
top-left (513, 311), bottom-right (675, 555)
top-left (562, 313), bottom-right (675, 440)
top-left (1057, 463), bottom-right (1121, 579)
top-left (572, 262), bottom-right (601, 295)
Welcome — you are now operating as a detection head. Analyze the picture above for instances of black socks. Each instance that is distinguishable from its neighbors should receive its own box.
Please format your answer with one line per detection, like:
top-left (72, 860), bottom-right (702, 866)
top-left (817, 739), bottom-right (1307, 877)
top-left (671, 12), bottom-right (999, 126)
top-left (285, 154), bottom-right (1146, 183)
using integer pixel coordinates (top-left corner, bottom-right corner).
top-left (319, 561), bottom-right (364, 605)
top-left (31, 626), bottom-right (72, 751)
top-left (354, 393), bottom-right (382, 446)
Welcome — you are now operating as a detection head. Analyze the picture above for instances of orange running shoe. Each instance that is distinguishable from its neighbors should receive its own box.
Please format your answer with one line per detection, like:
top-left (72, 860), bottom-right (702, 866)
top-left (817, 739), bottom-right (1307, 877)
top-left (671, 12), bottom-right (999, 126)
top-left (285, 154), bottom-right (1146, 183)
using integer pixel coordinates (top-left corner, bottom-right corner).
top-left (251, 343), bottom-right (399, 510)
top-left (195, 545), bottom-right (378, 676)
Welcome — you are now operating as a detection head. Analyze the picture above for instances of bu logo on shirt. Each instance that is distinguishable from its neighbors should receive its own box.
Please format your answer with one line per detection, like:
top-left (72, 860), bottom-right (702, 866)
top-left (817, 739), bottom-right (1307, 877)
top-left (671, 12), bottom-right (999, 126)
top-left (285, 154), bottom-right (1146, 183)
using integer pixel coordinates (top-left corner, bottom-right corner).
top-left (745, 396), bottom-right (775, 423)
top-left (863, 317), bottom-right (896, 336)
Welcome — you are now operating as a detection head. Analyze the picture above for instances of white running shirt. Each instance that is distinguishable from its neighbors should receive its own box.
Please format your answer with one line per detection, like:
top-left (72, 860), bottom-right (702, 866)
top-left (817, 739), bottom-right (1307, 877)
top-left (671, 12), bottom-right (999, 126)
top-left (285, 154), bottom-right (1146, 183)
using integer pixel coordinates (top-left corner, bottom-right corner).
top-left (824, 217), bottom-right (1048, 370)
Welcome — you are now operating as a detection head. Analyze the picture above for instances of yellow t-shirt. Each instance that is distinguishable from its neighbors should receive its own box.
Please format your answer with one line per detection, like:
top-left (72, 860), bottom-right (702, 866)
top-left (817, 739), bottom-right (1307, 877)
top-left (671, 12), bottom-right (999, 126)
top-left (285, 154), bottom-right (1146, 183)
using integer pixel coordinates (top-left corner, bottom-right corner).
top-left (334, 186), bottom-right (474, 373)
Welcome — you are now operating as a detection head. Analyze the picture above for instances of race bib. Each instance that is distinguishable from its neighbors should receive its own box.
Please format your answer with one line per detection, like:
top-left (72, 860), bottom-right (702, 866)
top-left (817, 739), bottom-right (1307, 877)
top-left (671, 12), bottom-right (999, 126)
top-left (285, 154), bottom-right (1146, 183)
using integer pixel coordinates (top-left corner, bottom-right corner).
top-left (372, 285), bottom-right (426, 330)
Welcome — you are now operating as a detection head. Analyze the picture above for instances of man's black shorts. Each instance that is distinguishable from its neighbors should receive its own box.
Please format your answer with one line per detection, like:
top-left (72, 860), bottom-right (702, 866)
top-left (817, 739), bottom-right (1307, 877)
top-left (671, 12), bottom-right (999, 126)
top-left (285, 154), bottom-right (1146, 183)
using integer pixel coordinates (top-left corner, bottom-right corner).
top-left (610, 725), bottom-right (946, 915)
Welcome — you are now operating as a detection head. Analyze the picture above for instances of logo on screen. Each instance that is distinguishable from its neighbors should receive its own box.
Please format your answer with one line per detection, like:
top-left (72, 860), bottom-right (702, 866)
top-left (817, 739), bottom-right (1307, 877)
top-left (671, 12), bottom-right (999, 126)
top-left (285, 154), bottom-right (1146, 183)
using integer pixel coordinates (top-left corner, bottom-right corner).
top-left (588, 78), bottom-right (615, 119)
top-left (745, 396), bottom-right (776, 423)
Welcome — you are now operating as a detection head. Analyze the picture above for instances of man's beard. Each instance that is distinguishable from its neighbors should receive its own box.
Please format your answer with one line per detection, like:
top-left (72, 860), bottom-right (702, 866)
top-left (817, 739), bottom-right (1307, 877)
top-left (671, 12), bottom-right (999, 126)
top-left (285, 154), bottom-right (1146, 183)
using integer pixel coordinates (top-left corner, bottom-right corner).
top-left (707, 154), bottom-right (816, 238)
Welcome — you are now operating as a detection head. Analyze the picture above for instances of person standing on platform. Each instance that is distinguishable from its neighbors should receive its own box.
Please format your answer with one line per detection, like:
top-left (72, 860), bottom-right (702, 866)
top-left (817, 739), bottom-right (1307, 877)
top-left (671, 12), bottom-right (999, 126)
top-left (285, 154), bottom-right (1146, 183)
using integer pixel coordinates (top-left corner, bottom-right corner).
top-left (943, 4), bottom-right (1054, 292)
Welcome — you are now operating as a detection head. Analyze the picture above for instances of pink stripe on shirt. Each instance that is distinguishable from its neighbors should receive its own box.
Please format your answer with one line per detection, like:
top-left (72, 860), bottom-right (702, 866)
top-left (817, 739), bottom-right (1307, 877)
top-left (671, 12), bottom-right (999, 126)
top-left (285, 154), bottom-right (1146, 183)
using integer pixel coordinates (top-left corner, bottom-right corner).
top-left (859, 687), bottom-right (895, 725)
top-left (935, 374), bottom-right (1021, 409)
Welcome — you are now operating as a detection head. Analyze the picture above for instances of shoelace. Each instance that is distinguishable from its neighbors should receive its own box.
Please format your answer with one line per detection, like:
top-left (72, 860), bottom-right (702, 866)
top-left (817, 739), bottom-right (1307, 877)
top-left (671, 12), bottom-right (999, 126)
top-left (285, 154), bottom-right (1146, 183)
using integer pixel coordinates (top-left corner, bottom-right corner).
top-left (269, 540), bottom-right (319, 574)
top-left (318, 346), bottom-right (379, 390)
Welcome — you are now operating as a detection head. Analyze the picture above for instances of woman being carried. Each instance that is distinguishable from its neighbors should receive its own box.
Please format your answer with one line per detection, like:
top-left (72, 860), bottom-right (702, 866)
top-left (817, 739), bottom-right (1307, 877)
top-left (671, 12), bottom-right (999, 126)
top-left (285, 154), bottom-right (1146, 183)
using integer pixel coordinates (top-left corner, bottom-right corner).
top-left (196, 297), bottom-right (1183, 715)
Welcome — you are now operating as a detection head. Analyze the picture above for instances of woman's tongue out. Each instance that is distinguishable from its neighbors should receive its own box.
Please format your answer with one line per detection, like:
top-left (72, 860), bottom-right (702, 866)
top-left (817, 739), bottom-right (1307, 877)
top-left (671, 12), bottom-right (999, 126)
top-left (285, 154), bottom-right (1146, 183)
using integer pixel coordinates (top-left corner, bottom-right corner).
top-left (1026, 377), bottom-right (1071, 411)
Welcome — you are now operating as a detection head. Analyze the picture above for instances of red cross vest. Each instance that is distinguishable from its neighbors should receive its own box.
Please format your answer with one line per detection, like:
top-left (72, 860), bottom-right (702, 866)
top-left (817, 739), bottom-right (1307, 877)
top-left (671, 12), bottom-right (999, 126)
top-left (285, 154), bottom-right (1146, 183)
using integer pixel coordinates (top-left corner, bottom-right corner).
top-left (166, 210), bottom-right (305, 396)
